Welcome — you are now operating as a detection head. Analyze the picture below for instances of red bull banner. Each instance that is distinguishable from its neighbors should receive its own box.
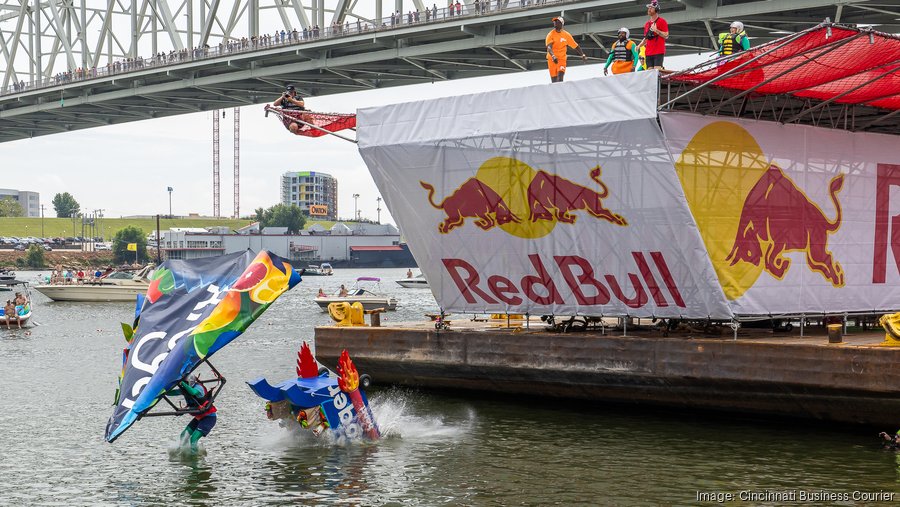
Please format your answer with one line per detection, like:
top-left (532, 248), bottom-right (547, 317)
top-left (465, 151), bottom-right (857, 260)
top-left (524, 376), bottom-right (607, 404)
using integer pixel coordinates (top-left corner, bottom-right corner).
top-left (661, 112), bottom-right (900, 318)
top-left (358, 73), bottom-right (731, 318)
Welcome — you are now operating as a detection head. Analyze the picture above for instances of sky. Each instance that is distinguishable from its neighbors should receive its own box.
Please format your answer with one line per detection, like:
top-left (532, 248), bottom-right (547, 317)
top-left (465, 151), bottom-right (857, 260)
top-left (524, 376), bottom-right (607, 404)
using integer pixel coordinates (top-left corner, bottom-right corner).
top-left (2, 54), bottom-right (707, 227)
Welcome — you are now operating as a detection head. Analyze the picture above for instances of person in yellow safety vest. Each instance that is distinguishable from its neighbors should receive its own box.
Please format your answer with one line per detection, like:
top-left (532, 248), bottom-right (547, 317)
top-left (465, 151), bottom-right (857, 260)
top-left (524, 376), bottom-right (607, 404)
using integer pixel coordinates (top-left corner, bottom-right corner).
top-left (604, 27), bottom-right (640, 75)
top-left (718, 21), bottom-right (750, 56)
top-left (636, 46), bottom-right (646, 71)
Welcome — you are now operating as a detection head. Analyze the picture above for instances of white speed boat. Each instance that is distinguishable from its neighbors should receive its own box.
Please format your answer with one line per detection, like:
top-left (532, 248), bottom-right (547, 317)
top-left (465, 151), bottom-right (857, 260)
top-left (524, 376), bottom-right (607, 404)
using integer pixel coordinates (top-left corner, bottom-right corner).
top-left (33, 265), bottom-right (153, 302)
top-left (314, 277), bottom-right (398, 311)
top-left (0, 279), bottom-right (33, 327)
top-left (396, 273), bottom-right (429, 289)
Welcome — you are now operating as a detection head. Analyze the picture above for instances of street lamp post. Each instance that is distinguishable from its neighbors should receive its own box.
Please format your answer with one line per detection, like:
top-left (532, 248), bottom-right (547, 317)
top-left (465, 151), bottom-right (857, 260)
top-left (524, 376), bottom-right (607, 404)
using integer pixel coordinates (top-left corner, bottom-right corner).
top-left (167, 187), bottom-right (174, 218)
top-left (352, 193), bottom-right (360, 223)
top-left (40, 204), bottom-right (44, 237)
top-left (376, 197), bottom-right (382, 224)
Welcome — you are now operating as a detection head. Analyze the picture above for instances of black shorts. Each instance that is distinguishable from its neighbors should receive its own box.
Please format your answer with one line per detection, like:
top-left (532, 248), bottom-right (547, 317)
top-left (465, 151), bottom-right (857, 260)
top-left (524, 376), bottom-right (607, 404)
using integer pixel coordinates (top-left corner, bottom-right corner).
top-left (645, 53), bottom-right (664, 68)
top-left (188, 414), bottom-right (217, 436)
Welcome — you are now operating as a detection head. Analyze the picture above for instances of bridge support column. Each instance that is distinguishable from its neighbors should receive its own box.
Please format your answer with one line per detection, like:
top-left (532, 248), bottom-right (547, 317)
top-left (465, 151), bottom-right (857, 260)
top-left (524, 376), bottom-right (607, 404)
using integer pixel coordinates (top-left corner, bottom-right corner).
top-left (249, 0), bottom-right (258, 37)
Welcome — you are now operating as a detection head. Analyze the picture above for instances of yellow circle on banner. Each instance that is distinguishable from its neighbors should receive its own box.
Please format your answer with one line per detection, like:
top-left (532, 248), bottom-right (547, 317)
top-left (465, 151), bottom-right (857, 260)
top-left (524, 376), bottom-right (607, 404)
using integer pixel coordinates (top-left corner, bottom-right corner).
top-left (475, 157), bottom-right (557, 239)
top-left (675, 122), bottom-right (768, 300)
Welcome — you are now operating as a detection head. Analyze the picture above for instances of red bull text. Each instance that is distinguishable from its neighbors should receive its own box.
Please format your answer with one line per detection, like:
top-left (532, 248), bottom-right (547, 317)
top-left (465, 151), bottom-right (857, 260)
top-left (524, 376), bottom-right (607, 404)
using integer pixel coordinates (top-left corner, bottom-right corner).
top-left (442, 252), bottom-right (685, 309)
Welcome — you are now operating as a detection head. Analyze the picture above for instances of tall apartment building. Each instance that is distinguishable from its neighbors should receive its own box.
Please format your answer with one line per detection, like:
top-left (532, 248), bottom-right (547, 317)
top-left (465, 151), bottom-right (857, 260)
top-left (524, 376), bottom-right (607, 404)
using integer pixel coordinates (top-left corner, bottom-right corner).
top-left (0, 189), bottom-right (39, 217)
top-left (280, 171), bottom-right (338, 221)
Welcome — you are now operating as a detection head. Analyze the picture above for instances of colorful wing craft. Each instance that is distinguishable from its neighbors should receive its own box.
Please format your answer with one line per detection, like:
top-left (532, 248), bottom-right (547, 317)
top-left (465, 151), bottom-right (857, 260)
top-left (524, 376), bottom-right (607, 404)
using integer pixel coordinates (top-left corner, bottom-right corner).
top-left (105, 250), bottom-right (301, 443)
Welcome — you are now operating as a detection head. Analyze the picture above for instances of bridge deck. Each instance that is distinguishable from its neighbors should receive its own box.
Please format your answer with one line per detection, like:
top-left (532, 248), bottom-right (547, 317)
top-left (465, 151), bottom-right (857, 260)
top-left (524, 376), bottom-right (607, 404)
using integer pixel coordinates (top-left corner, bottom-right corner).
top-left (1, 0), bottom-right (897, 143)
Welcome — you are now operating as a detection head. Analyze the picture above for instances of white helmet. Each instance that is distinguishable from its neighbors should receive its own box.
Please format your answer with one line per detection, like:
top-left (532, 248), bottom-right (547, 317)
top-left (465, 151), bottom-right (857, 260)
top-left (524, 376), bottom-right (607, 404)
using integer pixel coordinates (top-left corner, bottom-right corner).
top-left (618, 27), bottom-right (630, 39)
top-left (731, 21), bottom-right (744, 32)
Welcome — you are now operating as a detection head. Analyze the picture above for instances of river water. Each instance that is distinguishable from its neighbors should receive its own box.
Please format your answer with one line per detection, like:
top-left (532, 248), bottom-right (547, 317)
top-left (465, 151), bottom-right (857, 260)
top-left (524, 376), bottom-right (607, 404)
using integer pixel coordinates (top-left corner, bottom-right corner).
top-left (2, 267), bottom-right (900, 506)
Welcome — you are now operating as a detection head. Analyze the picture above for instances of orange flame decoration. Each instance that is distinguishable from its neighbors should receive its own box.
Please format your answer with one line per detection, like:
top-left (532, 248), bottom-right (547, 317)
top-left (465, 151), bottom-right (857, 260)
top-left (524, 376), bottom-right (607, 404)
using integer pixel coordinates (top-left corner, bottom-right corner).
top-left (336, 349), bottom-right (359, 393)
top-left (296, 341), bottom-right (319, 379)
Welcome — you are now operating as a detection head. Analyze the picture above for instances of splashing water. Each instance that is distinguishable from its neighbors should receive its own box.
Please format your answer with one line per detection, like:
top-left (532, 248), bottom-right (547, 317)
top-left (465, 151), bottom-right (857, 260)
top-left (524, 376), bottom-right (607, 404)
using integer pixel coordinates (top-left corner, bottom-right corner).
top-left (256, 387), bottom-right (473, 448)
top-left (368, 388), bottom-right (473, 441)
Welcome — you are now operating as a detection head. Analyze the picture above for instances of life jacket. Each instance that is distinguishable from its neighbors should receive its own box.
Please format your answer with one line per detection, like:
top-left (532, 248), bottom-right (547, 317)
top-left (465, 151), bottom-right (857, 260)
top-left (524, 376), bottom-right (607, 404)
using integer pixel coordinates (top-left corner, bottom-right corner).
top-left (720, 31), bottom-right (746, 56)
top-left (610, 39), bottom-right (636, 74)
top-left (611, 39), bottom-right (634, 62)
top-left (186, 382), bottom-right (217, 419)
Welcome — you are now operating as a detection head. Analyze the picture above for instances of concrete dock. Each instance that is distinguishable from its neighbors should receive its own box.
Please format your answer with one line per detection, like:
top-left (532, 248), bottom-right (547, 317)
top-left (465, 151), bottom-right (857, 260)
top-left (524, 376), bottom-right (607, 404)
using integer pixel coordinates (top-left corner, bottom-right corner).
top-left (314, 318), bottom-right (900, 427)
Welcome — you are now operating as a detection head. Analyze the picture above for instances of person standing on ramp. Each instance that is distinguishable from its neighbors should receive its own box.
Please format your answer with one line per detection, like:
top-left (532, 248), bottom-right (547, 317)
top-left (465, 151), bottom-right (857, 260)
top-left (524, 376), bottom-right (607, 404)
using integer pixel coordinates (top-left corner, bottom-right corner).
top-left (545, 16), bottom-right (587, 83)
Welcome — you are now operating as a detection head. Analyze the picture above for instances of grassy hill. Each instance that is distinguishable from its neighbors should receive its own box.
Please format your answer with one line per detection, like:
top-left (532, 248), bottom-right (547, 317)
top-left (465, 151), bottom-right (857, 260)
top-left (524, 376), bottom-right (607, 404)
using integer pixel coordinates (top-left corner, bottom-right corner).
top-left (0, 217), bottom-right (252, 238)
top-left (0, 217), bottom-right (345, 238)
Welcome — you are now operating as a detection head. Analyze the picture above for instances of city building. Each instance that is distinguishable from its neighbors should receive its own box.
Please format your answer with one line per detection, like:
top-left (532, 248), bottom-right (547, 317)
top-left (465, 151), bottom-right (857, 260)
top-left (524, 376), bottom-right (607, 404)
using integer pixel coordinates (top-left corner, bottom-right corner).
top-left (0, 188), bottom-right (39, 217)
top-left (160, 221), bottom-right (416, 267)
top-left (281, 171), bottom-right (338, 221)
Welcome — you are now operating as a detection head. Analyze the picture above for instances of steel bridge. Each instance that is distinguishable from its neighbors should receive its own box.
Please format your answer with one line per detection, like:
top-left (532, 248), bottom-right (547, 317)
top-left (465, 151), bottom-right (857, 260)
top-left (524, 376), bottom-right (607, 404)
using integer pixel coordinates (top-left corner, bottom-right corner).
top-left (0, 0), bottom-right (898, 142)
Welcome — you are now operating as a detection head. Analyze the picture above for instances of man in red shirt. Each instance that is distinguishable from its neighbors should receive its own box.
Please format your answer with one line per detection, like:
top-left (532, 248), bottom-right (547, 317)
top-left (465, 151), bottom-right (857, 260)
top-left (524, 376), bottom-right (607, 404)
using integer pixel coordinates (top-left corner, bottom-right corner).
top-left (638, 1), bottom-right (669, 70)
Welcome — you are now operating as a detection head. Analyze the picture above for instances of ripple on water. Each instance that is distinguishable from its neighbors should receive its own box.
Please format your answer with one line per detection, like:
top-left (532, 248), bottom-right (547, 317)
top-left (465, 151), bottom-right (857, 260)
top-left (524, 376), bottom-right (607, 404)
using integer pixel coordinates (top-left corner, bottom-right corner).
top-left (2, 269), bottom-right (900, 504)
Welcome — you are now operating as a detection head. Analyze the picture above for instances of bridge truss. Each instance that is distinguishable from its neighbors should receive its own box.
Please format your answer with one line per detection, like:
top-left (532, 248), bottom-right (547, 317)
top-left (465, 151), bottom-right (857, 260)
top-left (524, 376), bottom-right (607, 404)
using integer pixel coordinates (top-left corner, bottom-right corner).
top-left (1, 0), bottom-right (899, 142)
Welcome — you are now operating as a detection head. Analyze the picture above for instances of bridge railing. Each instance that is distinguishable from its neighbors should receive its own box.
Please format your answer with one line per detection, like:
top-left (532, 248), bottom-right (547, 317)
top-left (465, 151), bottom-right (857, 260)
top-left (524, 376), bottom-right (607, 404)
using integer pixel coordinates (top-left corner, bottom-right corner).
top-left (1, 0), bottom-right (567, 99)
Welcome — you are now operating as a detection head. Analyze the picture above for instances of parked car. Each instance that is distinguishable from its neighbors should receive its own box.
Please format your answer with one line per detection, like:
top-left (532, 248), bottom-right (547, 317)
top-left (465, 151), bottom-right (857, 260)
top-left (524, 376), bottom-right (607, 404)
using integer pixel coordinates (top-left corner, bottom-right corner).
top-left (13, 243), bottom-right (26, 251)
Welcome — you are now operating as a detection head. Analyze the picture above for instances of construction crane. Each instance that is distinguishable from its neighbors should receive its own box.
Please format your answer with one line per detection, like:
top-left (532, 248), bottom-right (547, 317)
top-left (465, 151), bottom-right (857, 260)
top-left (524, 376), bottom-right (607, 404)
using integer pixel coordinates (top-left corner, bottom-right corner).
top-left (212, 108), bottom-right (240, 218)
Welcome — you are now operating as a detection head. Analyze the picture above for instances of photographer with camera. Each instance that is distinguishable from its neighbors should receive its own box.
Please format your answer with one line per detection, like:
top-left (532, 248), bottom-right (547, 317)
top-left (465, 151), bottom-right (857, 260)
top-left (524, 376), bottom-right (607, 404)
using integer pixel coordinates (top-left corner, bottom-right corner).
top-left (273, 85), bottom-right (308, 134)
top-left (637, 1), bottom-right (668, 70)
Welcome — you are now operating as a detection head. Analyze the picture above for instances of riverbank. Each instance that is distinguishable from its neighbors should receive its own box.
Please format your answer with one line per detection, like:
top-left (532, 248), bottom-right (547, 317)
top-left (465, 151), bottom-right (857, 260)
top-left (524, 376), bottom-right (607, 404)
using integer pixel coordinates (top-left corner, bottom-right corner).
top-left (314, 320), bottom-right (900, 427)
top-left (0, 250), bottom-right (116, 269)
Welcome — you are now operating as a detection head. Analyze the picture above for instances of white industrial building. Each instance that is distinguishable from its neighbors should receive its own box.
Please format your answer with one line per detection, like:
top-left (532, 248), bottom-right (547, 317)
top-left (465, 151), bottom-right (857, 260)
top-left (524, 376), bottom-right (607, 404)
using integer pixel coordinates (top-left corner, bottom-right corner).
top-left (160, 222), bottom-right (407, 266)
top-left (0, 188), bottom-right (39, 217)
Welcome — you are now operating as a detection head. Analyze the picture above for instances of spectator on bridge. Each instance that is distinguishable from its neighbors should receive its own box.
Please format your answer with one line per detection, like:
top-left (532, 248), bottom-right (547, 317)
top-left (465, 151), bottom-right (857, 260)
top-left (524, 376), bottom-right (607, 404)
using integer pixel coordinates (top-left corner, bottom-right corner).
top-left (456, 1), bottom-right (462, 15)
top-left (448, 0), bottom-right (454, 17)
top-left (545, 16), bottom-right (586, 83)
top-left (604, 27), bottom-right (639, 75)
top-left (274, 85), bottom-right (308, 134)
top-left (638, 1), bottom-right (669, 70)
top-left (718, 21), bottom-right (750, 56)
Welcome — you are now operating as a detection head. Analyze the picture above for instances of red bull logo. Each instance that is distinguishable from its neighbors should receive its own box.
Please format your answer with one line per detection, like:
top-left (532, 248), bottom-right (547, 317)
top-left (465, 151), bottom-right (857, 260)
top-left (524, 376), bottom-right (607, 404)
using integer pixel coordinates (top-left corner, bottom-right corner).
top-left (726, 165), bottom-right (844, 287)
top-left (675, 121), bottom-right (849, 299)
top-left (420, 178), bottom-right (522, 234)
top-left (420, 158), bottom-right (626, 238)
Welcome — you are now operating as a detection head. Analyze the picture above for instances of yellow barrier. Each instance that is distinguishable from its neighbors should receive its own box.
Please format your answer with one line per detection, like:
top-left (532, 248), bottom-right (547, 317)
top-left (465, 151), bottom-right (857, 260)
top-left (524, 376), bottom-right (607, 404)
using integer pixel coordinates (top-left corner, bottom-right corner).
top-left (328, 302), bottom-right (366, 327)
top-left (879, 313), bottom-right (900, 346)
top-left (490, 314), bottom-right (524, 320)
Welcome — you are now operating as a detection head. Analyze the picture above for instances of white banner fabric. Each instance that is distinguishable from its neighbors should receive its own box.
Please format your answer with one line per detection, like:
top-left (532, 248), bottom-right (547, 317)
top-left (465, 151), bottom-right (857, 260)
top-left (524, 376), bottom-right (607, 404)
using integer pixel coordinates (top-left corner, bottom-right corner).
top-left (358, 74), bottom-right (731, 318)
top-left (661, 112), bottom-right (900, 317)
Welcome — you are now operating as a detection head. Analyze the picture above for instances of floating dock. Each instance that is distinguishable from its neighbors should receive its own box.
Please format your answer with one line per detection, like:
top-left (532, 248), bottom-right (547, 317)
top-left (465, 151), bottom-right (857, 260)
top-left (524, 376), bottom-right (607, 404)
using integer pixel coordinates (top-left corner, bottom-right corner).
top-left (314, 321), bottom-right (900, 427)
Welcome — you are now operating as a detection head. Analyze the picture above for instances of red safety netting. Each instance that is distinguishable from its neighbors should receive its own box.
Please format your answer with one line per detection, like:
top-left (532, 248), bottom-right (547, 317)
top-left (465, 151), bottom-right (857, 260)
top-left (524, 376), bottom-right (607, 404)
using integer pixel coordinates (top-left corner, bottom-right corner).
top-left (665, 25), bottom-right (900, 111)
top-left (265, 105), bottom-right (356, 137)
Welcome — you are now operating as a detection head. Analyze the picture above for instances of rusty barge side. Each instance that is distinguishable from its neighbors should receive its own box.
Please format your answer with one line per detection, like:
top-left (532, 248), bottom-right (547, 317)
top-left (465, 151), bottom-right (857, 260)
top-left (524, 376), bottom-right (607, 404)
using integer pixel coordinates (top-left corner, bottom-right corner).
top-left (314, 326), bottom-right (900, 427)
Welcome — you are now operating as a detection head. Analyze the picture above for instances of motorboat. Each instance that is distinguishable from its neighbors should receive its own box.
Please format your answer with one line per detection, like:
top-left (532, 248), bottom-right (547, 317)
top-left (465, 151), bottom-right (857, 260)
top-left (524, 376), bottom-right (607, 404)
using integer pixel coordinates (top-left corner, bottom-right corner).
top-left (0, 269), bottom-right (15, 282)
top-left (397, 272), bottom-right (429, 289)
top-left (33, 265), bottom-right (154, 302)
top-left (314, 276), bottom-right (398, 311)
top-left (297, 263), bottom-right (334, 276)
top-left (0, 279), bottom-right (32, 328)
